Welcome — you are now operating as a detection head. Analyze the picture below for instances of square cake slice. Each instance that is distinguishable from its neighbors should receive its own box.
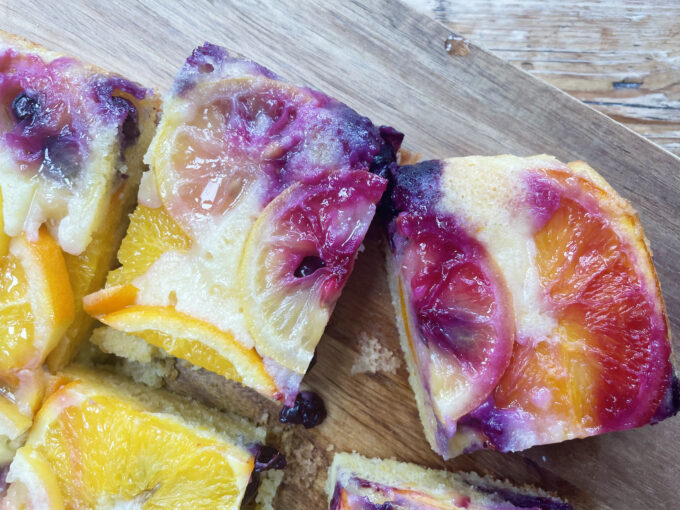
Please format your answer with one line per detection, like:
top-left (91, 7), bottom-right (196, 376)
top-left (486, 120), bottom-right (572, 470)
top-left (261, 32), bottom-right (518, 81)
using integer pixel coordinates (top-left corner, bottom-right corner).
top-left (384, 155), bottom-right (679, 458)
top-left (0, 366), bottom-right (285, 509)
top-left (0, 32), bottom-right (157, 460)
top-left (84, 43), bottom-right (402, 404)
top-left (327, 452), bottom-right (571, 509)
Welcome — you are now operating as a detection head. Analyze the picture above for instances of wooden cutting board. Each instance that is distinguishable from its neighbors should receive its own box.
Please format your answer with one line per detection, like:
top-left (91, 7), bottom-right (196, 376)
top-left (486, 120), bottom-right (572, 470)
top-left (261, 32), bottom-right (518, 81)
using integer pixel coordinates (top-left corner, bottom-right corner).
top-left (2, 1), bottom-right (679, 508)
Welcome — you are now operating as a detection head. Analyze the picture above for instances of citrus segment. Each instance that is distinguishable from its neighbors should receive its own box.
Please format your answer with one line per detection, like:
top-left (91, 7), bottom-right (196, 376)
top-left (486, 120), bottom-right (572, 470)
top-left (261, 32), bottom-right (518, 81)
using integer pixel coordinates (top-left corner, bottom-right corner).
top-left (97, 305), bottom-right (277, 398)
top-left (240, 171), bottom-right (386, 374)
top-left (106, 204), bottom-right (192, 287)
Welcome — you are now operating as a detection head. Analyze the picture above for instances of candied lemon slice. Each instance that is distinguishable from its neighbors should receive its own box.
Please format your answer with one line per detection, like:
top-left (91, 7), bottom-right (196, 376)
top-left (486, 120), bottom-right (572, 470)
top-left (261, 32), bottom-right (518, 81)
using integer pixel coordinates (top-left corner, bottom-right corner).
top-left (3, 375), bottom-right (256, 509)
top-left (0, 227), bottom-right (74, 374)
top-left (97, 305), bottom-right (277, 398)
top-left (240, 172), bottom-right (385, 374)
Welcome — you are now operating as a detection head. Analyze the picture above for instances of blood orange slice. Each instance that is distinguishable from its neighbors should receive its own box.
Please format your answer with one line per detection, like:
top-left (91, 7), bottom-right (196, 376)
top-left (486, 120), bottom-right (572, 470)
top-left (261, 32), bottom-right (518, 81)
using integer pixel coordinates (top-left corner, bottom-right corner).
top-left (494, 164), bottom-right (671, 434)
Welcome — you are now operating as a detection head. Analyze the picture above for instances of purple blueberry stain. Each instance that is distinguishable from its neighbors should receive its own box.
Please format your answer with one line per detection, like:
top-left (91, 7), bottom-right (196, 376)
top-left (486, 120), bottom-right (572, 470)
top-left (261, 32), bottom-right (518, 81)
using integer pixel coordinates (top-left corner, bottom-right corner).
top-left (469, 483), bottom-right (572, 510)
top-left (109, 96), bottom-right (140, 149)
top-left (171, 43), bottom-right (402, 209)
top-left (389, 160), bottom-right (443, 217)
top-left (91, 76), bottom-right (147, 150)
top-left (1, 49), bottom-right (150, 179)
top-left (279, 390), bottom-right (327, 428)
top-left (525, 173), bottom-right (562, 231)
top-left (651, 371), bottom-right (680, 424)
top-left (173, 43), bottom-right (279, 96)
top-left (39, 131), bottom-right (82, 184)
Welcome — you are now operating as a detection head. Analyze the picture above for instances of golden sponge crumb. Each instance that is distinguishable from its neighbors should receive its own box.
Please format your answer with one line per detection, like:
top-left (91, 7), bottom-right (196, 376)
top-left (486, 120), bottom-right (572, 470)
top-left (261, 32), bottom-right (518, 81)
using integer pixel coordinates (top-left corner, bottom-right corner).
top-left (351, 332), bottom-right (401, 375)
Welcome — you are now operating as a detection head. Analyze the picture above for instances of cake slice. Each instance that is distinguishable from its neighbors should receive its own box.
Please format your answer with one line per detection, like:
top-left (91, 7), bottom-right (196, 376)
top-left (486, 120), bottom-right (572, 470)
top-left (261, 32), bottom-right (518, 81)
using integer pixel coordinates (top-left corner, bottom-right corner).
top-left (327, 453), bottom-right (571, 509)
top-left (0, 32), bottom-right (157, 459)
top-left (84, 43), bottom-right (402, 404)
top-left (0, 366), bottom-right (285, 509)
top-left (385, 155), bottom-right (679, 458)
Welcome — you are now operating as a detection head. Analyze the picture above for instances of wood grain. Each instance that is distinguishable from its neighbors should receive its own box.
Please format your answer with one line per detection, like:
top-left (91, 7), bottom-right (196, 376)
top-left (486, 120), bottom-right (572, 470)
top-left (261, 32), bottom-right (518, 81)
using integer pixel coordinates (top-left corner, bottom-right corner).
top-left (404, 0), bottom-right (680, 156)
top-left (1, 1), bottom-right (679, 509)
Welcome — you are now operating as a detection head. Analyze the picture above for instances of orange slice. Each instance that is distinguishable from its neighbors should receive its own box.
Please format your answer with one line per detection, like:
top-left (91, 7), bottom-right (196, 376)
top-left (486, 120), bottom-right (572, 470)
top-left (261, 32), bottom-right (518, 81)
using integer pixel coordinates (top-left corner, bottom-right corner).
top-left (97, 305), bottom-right (277, 397)
top-left (0, 227), bottom-right (74, 375)
top-left (2, 374), bottom-right (256, 509)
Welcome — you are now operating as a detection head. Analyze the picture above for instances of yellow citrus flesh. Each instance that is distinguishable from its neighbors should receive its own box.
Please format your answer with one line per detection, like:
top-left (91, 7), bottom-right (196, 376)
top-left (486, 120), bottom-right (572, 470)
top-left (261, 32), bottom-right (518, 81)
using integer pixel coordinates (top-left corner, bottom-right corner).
top-left (0, 393), bottom-right (32, 441)
top-left (9, 379), bottom-right (253, 509)
top-left (0, 228), bottom-right (74, 375)
top-left (0, 187), bottom-right (9, 258)
top-left (97, 305), bottom-right (277, 398)
top-left (106, 204), bottom-right (192, 287)
top-left (47, 191), bottom-right (130, 371)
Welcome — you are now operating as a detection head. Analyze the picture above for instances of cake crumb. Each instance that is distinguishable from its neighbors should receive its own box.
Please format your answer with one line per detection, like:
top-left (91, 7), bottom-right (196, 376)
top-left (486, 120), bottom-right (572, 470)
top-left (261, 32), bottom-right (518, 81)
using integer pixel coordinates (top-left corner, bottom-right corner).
top-left (351, 332), bottom-right (401, 375)
top-left (280, 430), bottom-right (325, 489)
top-left (326, 444), bottom-right (335, 452)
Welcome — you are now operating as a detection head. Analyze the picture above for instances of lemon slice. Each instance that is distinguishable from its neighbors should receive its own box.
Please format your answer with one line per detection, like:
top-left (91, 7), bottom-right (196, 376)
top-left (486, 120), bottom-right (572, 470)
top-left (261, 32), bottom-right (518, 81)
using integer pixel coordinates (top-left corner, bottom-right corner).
top-left (148, 78), bottom-right (316, 236)
top-left (3, 372), bottom-right (257, 509)
top-left (240, 171), bottom-right (385, 374)
top-left (0, 227), bottom-right (74, 374)
top-left (97, 305), bottom-right (277, 398)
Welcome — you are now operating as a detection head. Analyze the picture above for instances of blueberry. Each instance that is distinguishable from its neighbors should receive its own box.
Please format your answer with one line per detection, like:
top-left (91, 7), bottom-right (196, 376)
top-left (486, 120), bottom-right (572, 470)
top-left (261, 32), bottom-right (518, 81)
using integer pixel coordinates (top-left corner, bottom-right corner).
top-left (294, 256), bottom-right (326, 278)
top-left (279, 391), bottom-right (327, 428)
top-left (253, 444), bottom-right (287, 472)
top-left (11, 93), bottom-right (40, 123)
top-left (39, 134), bottom-right (81, 182)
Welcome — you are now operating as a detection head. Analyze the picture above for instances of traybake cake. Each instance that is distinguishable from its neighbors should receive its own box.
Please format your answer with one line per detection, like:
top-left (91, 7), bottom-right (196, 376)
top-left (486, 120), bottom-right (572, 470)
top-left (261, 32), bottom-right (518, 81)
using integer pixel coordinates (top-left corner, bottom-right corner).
top-left (0, 32), bottom-right (157, 460)
top-left (85, 43), bottom-right (402, 404)
top-left (327, 452), bottom-right (571, 509)
top-left (385, 155), bottom-right (679, 458)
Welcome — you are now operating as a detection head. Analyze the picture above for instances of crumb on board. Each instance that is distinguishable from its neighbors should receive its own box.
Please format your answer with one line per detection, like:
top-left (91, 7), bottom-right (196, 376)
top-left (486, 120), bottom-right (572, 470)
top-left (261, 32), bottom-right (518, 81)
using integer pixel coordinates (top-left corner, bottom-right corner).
top-left (280, 429), bottom-right (325, 489)
top-left (351, 332), bottom-right (401, 375)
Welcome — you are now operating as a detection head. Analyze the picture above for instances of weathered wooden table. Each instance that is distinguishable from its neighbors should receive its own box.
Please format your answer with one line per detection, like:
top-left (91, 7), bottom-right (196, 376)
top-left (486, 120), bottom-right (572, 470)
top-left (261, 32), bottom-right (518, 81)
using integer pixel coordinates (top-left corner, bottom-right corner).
top-left (406, 1), bottom-right (680, 156)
